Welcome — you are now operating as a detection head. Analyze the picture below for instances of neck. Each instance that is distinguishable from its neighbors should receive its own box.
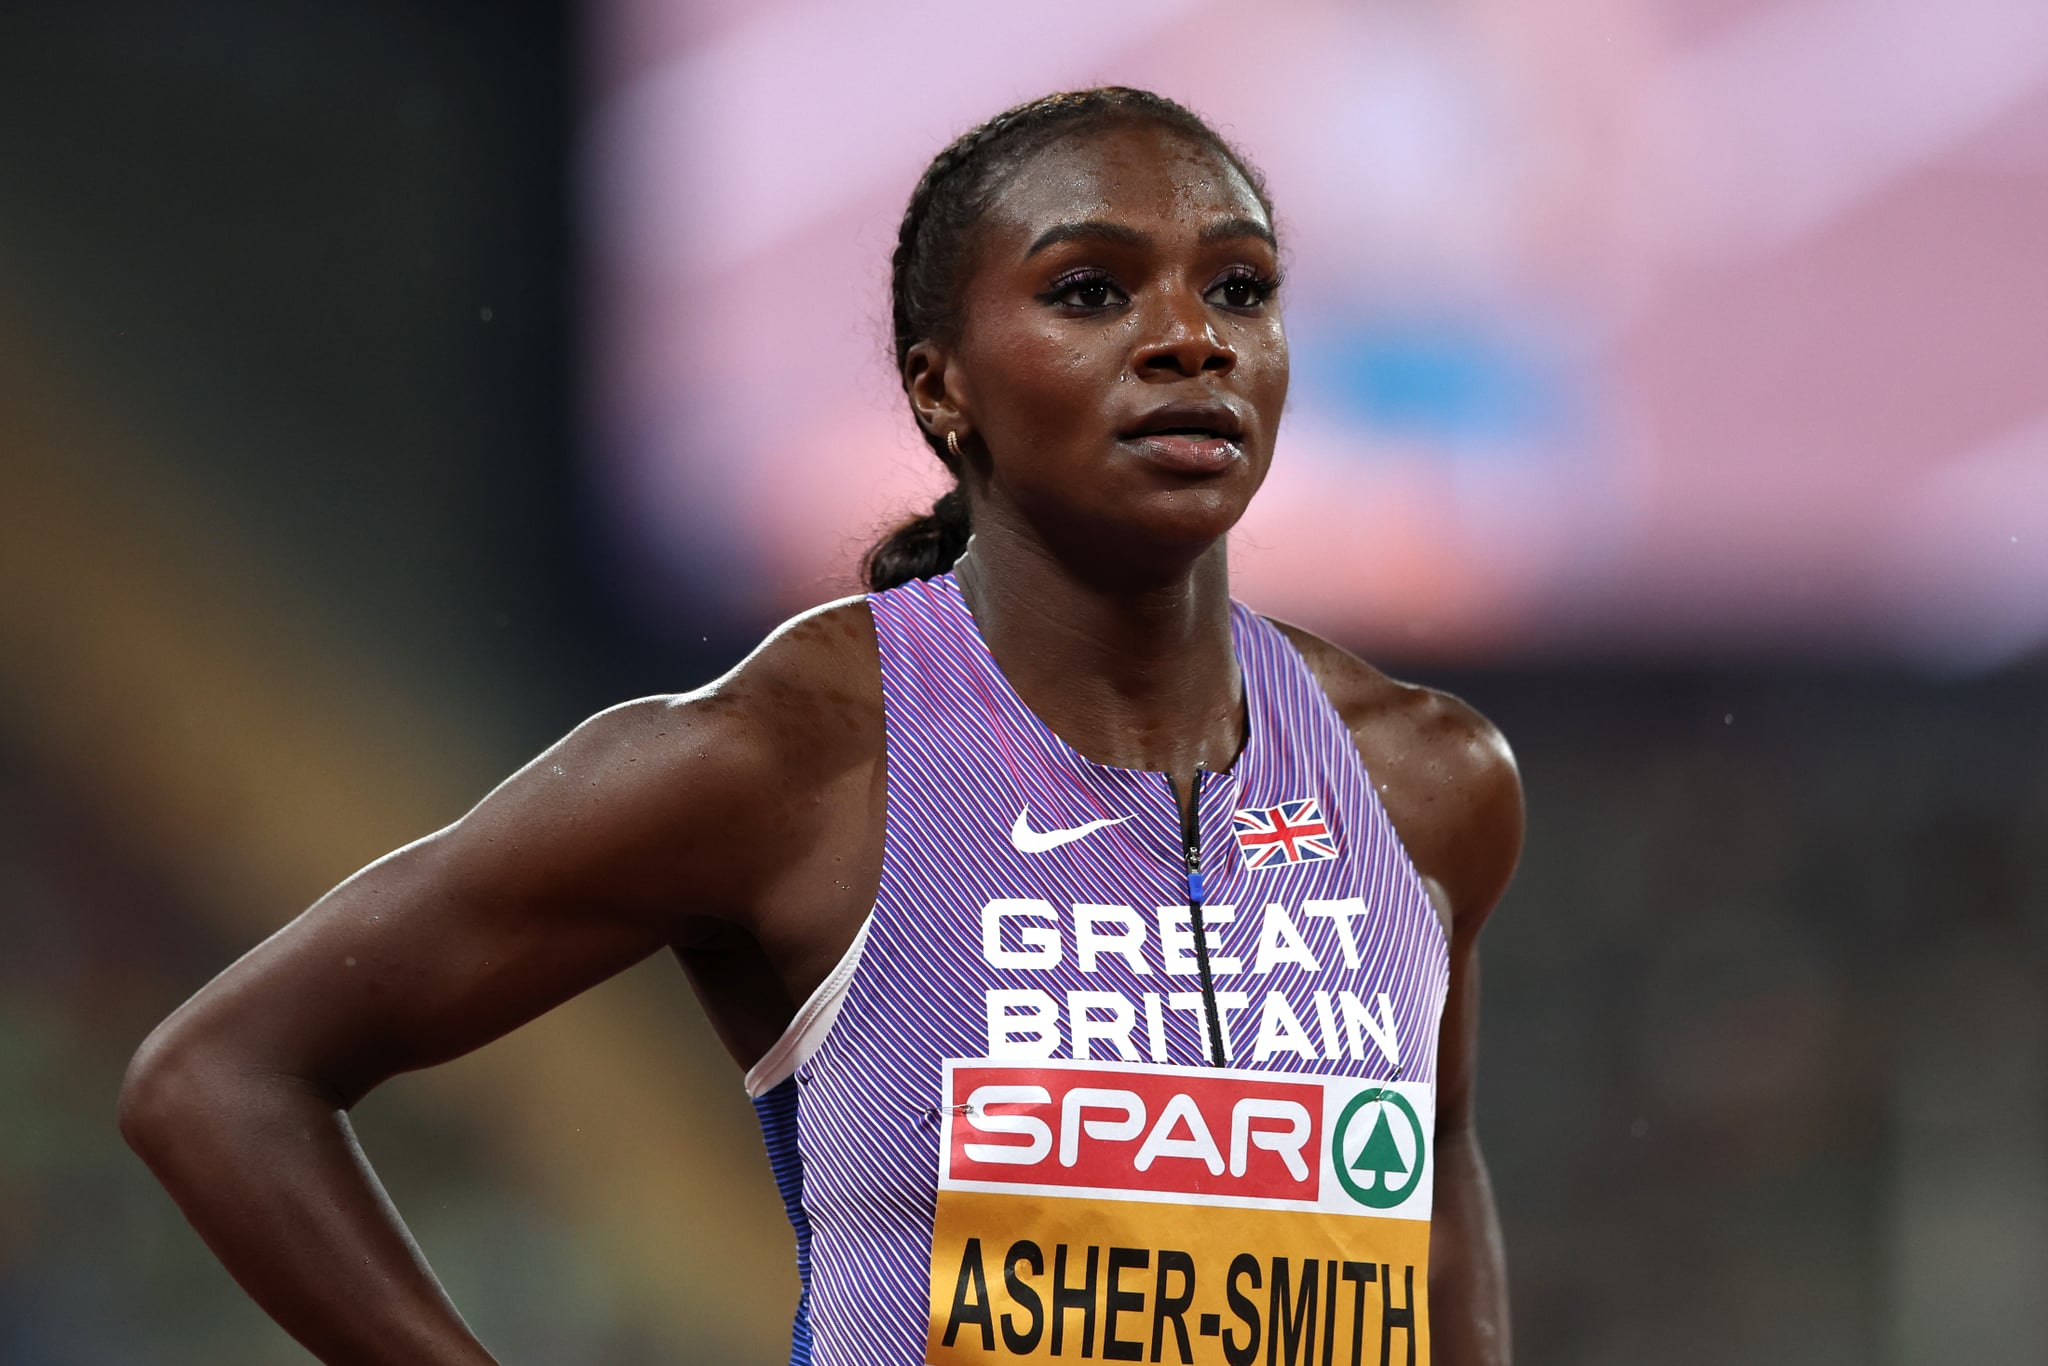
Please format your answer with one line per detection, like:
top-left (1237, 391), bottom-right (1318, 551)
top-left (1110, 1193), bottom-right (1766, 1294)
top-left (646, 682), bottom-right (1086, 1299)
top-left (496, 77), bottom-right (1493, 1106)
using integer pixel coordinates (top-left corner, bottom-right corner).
top-left (951, 520), bottom-right (1244, 798)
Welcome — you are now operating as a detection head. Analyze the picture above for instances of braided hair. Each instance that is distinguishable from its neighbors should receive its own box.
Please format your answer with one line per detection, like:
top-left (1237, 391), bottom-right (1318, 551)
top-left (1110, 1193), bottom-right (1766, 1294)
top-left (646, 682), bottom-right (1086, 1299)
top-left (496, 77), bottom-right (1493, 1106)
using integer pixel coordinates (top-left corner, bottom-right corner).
top-left (861, 88), bottom-right (1274, 592)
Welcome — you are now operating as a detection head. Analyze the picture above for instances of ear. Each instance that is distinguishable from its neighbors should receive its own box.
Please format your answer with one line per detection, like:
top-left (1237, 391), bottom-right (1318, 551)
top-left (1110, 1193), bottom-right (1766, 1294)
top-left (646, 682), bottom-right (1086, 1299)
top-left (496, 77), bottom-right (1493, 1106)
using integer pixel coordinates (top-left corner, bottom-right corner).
top-left (903, 338), bottom-right (970, 441)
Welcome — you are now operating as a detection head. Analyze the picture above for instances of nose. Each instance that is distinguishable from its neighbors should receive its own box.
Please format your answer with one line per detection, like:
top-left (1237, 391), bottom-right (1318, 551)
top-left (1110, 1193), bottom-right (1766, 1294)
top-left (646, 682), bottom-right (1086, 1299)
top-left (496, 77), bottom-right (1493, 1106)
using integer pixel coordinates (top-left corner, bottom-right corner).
top-left (1133, 286), bottom-right (1235, 379)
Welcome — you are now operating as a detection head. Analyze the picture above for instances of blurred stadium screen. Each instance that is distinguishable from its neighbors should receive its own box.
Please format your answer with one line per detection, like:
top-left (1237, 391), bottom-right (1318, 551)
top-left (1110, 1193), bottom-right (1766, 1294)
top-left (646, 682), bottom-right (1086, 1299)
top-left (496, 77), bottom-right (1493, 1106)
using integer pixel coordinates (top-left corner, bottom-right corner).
top-left (584, 0), bottom-right (2048, 666)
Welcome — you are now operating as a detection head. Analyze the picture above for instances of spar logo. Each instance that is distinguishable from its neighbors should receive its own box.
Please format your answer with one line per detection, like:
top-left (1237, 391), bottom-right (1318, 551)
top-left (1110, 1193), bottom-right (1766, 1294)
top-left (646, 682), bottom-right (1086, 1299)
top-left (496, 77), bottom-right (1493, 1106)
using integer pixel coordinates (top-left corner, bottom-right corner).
top-left (1331, 1087), bottom-right (1427, 1210)
top-left (943, 1061), bottom-right (1325, 1206)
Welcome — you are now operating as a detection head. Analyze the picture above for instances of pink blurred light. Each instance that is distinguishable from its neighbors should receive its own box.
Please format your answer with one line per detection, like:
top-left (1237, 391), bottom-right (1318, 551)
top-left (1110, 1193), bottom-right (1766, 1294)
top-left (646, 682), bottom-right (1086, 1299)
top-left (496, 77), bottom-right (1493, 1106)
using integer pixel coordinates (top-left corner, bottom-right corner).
top-left (585, 0), bottom-right (2048, 664)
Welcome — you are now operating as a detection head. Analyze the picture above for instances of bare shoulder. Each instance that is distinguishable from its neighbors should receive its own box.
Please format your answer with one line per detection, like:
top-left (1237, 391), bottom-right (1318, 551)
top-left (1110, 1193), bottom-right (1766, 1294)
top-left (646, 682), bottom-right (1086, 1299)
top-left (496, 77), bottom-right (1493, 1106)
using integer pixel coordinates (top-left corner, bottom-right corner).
top-left (458, 596), bottom-right (884, 933)
top-left (1265, 618), bottom-right (1523, 935)
top-left (576, 594), bottom-right (880, 773)
top-left (666, 592), bottom-right (884, 777)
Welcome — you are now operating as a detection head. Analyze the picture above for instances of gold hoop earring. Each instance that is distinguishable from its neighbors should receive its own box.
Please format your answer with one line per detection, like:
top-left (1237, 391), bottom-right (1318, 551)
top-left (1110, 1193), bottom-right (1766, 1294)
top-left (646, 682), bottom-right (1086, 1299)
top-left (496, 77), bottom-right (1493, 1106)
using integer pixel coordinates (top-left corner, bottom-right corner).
top-left (946, 430), bottom-right (963, 462)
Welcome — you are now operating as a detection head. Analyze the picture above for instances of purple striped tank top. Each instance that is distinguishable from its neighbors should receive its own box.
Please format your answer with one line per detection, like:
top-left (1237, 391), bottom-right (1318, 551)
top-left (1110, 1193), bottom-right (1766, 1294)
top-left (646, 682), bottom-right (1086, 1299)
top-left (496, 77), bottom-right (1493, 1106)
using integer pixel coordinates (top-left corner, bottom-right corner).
top-left (747, 572), bottom-right (1449, 1366)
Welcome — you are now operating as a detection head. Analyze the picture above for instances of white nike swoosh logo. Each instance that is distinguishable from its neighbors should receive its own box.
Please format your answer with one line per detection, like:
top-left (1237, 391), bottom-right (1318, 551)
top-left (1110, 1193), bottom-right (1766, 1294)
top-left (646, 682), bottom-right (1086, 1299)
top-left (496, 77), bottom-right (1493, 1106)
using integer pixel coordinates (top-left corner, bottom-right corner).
top-left (1009, 807), bottom-right (1131, 854)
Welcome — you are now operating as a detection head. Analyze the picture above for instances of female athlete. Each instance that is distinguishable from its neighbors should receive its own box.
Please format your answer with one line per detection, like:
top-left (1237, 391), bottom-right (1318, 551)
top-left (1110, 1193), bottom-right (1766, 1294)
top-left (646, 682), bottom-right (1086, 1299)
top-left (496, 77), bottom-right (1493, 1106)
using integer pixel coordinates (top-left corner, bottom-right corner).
top-left (120, 88), bottom-right (1522, 1365)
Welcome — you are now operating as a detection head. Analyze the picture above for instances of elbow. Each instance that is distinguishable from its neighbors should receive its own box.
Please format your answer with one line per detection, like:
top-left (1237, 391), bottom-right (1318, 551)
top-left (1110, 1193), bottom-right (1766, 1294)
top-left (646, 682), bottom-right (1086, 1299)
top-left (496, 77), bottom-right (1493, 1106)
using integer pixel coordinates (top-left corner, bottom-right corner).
top-left (120, 1016), bottom-right (349, 1167)
top-left (118, 1022), bottom-right (216, 1164)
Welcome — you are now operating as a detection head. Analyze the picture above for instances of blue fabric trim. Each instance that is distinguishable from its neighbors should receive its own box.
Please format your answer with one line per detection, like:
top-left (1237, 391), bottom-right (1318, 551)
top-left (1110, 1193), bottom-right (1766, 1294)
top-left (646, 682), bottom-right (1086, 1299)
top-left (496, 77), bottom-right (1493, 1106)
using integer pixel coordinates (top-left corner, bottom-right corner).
top-left (752, 1077), bottom-right (813, 1365)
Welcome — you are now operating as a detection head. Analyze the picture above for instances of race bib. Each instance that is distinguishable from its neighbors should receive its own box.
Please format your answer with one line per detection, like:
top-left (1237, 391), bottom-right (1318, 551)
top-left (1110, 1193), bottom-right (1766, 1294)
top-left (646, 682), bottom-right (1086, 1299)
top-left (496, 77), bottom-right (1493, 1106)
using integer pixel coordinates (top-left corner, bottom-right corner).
top-left (927, 1059), bottom-right (1432, 1366)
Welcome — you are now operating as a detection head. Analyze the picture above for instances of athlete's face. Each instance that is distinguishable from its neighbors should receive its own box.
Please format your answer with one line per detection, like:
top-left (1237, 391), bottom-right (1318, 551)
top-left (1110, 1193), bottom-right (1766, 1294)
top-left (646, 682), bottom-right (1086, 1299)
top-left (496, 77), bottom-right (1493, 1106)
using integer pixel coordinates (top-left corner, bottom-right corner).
top-left (912, 122), bottom-right (1288, 561)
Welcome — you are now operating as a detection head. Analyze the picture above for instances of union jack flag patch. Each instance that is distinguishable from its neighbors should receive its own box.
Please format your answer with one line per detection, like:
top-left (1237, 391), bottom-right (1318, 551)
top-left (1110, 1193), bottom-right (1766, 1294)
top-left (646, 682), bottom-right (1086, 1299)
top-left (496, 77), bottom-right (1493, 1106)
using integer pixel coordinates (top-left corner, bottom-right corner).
top-left (1231, 797), bottom-right (1338, 870)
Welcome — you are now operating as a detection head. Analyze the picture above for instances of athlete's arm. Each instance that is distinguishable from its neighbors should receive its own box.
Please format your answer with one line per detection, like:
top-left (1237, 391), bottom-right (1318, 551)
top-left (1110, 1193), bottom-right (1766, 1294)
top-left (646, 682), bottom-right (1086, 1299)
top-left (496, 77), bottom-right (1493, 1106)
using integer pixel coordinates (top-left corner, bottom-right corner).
top-left (1367, 691), bottom-right (1522, 1366)
top-left (117, 609), bottom-right (875, 1365)
top-left (1270, 624), bottom-right (1525, 1366)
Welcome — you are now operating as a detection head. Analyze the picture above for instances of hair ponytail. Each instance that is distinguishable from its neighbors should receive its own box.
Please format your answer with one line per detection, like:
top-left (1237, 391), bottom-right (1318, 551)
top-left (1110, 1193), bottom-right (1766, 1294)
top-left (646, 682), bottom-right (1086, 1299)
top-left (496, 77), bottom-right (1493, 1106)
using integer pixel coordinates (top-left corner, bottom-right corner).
top-left (862, 486), bottom-right (971, 592)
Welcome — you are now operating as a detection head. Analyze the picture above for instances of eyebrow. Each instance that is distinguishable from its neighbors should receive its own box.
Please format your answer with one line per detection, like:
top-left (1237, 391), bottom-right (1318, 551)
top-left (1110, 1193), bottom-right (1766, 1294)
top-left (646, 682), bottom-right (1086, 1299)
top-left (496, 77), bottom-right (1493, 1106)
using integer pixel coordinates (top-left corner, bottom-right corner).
top-left (1023, 216), bottom-right (1277, 258)
top-left (1199, 216), bottom-right (1279, 249)
top-left (1024, 220), bottom-right (1145, 257)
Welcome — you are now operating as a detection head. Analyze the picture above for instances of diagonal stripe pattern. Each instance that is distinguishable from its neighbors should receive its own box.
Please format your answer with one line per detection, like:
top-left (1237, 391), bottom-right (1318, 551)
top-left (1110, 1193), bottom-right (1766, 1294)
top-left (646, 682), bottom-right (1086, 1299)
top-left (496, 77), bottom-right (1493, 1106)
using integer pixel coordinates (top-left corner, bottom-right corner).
top-left (749, 572), bottom-right (1449, 1365)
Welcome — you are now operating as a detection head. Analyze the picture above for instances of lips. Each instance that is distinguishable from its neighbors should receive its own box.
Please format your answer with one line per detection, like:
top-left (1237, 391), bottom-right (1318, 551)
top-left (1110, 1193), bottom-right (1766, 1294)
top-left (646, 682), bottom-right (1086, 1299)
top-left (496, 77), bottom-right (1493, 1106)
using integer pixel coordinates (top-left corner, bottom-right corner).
top-left (1120, 399), bottom-right (1247, 443)
top-left (1119, 399), bottom-right (1248, 474)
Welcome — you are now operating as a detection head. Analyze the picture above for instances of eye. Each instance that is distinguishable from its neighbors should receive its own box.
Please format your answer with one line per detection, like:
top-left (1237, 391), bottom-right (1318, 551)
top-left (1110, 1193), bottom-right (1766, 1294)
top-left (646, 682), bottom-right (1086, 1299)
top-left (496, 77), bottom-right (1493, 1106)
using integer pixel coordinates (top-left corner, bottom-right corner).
top-left (1207, 267), bottom-right (1279, 311)
top-left (1042, 269), bottom-right (1127, 312)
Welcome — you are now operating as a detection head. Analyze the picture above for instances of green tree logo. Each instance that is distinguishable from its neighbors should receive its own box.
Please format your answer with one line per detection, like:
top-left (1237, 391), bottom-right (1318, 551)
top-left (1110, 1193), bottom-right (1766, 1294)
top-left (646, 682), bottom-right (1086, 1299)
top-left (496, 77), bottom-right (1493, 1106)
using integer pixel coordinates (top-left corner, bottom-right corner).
top-left (1352, 1108), bottom-right (1407, 1187)
top-left (1332, 1088), bottom-right (1426, 1210)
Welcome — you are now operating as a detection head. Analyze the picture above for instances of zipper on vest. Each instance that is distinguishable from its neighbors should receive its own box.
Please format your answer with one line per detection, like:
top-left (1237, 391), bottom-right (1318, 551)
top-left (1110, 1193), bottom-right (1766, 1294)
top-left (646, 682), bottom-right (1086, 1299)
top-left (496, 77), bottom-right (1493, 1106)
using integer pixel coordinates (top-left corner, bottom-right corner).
top-left (1178, 768), bottom-right (1229, 1066)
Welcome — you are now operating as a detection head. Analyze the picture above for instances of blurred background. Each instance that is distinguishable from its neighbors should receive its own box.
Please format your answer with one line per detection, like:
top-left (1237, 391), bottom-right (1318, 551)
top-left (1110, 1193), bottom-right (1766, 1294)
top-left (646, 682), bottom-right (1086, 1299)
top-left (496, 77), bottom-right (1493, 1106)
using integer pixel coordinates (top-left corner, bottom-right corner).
top-left (1, 0), bottom-right (2043, 1362)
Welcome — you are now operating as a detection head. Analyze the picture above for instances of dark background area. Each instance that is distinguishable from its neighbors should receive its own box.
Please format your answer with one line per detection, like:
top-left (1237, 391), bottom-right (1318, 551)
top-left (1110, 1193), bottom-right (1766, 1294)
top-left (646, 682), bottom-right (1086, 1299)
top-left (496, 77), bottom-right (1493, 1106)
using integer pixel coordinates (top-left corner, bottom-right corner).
top-left (1, 3), bottom-right (2042, 1364)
